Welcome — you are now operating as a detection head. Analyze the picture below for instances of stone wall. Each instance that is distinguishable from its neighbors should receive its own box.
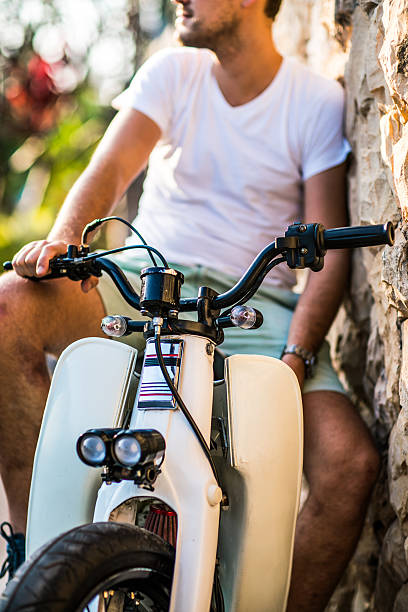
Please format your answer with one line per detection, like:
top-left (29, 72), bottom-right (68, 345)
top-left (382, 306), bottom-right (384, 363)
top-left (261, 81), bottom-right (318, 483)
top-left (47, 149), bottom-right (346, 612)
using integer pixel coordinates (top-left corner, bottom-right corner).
top-left (275, 1), bottom-right (406, 610)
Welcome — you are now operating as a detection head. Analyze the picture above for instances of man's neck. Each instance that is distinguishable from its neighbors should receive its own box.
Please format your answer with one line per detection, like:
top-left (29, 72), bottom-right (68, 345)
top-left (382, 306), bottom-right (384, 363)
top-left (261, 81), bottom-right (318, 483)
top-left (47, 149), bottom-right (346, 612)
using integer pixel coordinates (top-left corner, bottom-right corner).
top-left (212, 25), bottom-right (282, 107)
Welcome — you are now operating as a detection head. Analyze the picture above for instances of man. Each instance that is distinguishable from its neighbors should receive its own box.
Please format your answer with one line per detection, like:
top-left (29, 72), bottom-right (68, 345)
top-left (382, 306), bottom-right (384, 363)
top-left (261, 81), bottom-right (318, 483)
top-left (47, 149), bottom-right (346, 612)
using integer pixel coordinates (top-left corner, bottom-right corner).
top-left (0, 0), bottom-right (379, 609)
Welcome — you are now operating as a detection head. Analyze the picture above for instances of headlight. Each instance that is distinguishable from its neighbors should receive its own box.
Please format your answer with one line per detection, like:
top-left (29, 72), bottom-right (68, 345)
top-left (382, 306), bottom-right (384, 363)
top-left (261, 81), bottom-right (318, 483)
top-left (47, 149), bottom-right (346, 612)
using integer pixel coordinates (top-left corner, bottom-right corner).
top-left (76, 428), bottom-right (118, 467)
top-left (77, 432), bottom-right (107, 466)
top-left (77, 428), bottom-right (166, 472)
top-left (112, 430), bottom-right (165, 467)
top-left (112, 435), bottom-right (142, 467)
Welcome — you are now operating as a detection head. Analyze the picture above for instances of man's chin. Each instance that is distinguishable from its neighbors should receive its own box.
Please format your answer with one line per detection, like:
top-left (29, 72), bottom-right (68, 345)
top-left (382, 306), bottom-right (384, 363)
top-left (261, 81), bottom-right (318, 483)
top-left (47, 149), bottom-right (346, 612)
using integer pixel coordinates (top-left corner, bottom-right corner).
top-left (176, 37), bottom-right (202, 48)
top-left (175, 30), bottom-right (209, 49)
top-left (174, 20), bottom-right (207, 48)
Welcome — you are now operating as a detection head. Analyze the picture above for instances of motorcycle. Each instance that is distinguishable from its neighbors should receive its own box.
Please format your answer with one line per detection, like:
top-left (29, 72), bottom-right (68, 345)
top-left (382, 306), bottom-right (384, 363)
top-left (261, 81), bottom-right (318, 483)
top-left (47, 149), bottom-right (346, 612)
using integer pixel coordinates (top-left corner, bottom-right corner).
top-left (0, 220), bottom-right (394, 611)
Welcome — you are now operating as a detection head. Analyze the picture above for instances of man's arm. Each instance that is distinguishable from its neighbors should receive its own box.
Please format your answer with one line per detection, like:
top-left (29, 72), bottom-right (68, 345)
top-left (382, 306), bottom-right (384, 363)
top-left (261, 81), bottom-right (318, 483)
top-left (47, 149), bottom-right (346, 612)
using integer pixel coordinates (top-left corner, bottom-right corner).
top-left (281, 162), bottom-right (349, 387)
top-left (12, 108), bottom-right (161, 283)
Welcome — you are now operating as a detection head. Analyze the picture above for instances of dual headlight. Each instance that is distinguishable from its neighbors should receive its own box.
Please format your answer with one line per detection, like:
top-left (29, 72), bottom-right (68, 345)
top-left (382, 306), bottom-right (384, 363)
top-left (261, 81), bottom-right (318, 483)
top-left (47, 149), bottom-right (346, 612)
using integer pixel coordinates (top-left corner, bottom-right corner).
top-left (76, 428), bottom-right (165, 469)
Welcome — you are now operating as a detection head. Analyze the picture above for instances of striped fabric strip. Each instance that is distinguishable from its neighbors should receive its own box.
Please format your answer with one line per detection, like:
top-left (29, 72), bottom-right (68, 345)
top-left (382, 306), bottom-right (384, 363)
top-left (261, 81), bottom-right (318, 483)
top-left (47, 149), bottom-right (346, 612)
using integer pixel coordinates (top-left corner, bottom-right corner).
top-left (137, 339), bottom-right (183, 410)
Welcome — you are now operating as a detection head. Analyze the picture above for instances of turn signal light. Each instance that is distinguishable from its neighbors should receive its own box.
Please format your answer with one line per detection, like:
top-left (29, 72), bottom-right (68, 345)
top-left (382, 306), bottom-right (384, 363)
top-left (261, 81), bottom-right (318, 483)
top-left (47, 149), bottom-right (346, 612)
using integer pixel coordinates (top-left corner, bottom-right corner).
top-left (101, 315), bottom-right (129, 337)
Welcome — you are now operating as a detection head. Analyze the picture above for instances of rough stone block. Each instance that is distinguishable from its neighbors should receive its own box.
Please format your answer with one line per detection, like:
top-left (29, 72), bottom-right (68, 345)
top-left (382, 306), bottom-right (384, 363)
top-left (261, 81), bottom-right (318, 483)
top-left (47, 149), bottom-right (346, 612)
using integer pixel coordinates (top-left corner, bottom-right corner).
top-left (393, 583), bottom-right (408, 612)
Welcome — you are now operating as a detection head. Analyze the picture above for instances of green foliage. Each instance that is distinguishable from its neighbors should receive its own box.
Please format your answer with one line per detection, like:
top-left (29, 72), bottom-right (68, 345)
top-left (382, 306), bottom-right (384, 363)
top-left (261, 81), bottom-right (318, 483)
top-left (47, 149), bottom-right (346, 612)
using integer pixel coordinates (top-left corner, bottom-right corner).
top-left (0, 0), bottom-right (174, 271)
top-left (0, 87), bottom-right (112, 265)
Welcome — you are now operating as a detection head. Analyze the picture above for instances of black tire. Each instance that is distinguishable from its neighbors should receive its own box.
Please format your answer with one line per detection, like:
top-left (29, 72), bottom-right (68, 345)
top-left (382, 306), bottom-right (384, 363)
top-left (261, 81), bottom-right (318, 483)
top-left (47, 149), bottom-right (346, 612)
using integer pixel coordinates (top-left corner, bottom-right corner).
top-left (0, 522), bottom-right (175, 612)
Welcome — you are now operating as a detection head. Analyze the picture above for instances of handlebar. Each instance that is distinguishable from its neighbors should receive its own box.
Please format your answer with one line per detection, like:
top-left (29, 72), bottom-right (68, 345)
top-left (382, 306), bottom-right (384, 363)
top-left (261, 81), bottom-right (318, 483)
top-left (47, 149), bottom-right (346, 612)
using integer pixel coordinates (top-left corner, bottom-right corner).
top-left (3, 221), bottom-right (394, 318)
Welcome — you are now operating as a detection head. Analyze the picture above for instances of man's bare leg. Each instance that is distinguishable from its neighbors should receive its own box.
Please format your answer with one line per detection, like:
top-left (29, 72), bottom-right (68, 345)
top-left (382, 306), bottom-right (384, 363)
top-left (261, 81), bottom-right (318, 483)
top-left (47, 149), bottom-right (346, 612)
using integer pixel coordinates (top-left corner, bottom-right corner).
top-left (0, 272), bottom-right (106, 533)
top-left (286, 391), bottom-right (380, 612)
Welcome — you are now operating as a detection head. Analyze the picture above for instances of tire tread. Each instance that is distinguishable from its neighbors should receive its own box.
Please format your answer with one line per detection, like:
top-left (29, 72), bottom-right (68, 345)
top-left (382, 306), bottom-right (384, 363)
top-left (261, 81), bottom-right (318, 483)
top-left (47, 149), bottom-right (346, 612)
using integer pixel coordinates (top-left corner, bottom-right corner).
top-left (0, 522), bottom-right (174, 612)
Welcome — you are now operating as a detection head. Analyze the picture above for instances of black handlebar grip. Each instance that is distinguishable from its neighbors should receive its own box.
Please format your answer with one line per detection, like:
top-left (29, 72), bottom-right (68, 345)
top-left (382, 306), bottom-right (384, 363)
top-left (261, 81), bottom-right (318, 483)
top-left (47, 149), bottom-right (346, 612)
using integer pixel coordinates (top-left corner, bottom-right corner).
top-left (322, 222), bottom-right (394, 250)
top-left (3, 261), bottom-right (13, 271)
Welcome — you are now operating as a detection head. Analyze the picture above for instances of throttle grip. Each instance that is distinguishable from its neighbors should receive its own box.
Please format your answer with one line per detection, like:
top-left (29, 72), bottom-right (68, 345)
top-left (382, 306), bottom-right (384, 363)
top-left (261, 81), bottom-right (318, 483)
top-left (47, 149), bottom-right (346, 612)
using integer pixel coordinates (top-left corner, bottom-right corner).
top-left (2, 259), bottom-right (61, 281)
top-left (322, 222), bottom-right (394, 250)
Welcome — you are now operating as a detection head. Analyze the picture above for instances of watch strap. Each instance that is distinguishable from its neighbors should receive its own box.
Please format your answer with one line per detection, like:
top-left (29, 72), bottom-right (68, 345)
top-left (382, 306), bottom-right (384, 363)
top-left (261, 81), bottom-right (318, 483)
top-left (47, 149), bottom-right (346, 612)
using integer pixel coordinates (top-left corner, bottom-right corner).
top-left (281, 344), bottom-right (317, 379)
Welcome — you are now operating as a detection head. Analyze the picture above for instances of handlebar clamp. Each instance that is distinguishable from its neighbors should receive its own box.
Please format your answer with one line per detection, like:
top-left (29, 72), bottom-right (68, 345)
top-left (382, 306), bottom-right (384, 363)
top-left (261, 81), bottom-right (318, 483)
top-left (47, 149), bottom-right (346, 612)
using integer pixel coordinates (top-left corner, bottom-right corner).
top-left (282, 223), bottom-right (326, 271)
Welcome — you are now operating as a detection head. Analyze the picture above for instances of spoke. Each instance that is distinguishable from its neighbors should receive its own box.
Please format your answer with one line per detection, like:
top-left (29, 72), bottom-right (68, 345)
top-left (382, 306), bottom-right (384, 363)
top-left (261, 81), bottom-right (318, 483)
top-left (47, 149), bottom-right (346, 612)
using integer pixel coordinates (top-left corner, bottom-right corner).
top-left (103, 594), bottom-right (109, 612)
top-left (87, 586), bottom-right (164, 612)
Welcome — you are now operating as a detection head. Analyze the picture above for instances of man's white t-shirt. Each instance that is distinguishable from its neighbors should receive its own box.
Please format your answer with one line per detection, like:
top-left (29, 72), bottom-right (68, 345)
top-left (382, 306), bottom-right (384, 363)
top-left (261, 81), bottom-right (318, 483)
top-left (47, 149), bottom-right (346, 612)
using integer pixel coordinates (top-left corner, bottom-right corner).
top-left (114, 47), bottom-right (350, 290)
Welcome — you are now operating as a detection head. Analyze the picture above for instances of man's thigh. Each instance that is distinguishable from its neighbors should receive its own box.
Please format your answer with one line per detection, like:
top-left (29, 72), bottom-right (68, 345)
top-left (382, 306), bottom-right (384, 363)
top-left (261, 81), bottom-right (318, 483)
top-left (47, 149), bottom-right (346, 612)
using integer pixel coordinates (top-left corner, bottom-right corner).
top-left (0, 271), bottom-right (106, 356)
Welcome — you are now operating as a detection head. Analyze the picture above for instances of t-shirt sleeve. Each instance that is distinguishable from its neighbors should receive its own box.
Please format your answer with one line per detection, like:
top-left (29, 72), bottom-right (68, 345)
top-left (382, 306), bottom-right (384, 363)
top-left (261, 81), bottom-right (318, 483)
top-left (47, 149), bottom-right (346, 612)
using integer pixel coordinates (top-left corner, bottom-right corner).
top-left (111, 49), bottom-right (175, 135)
top-left (301, 80), bottom-right (351, 181)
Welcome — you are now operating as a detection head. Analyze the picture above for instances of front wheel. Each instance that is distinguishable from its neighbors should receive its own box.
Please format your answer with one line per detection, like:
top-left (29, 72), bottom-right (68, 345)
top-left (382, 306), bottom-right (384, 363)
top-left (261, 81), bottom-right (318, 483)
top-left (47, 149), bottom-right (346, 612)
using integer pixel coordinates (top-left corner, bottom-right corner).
top-left (0, 522), bottom-right (175, 612)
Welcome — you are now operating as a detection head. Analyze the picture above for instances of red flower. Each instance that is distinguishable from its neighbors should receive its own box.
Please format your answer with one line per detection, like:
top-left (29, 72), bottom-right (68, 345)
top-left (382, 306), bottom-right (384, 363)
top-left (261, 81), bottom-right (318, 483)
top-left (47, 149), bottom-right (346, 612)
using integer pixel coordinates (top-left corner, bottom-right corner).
top-left (5, 55), bottom-right (60, 132)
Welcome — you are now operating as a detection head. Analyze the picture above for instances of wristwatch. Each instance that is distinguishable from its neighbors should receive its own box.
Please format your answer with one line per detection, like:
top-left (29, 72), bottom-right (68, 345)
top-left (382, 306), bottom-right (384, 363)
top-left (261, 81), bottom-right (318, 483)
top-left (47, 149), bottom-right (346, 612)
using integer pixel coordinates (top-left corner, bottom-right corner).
top-left (281, 344), bottom-right (317, 379)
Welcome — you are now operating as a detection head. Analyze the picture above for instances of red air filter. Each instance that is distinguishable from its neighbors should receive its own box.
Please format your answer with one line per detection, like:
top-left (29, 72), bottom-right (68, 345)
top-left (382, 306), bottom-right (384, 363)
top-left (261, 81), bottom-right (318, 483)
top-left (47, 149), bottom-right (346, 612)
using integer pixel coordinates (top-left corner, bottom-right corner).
top-left (144, 504), bottom-right (177, 547)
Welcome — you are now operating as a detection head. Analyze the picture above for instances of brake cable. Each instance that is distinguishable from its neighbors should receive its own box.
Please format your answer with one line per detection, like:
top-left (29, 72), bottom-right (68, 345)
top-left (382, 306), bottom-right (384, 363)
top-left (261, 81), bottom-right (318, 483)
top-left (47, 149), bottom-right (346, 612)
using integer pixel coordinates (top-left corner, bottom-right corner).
top-left (151, 256), bottom-right (290, 484)
top-left (81, 216), bottom-right (159, 266)
top-left (154, 332), bottom-right (220, 486)
top-left (89, 244), bottom-right (169, 268)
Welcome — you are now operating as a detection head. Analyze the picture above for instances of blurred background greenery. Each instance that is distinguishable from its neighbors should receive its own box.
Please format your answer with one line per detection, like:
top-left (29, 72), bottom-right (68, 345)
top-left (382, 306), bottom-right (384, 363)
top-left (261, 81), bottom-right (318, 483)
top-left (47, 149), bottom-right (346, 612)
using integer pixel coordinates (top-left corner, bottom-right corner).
top-left (0, 0), bottom-right (174, 264)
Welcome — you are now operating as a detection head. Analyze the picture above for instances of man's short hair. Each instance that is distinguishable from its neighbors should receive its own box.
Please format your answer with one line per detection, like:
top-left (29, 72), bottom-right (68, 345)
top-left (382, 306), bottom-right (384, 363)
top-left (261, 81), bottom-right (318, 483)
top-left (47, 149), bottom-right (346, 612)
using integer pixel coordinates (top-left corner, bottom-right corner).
top-left (264, 0), bottom-right (283, 20)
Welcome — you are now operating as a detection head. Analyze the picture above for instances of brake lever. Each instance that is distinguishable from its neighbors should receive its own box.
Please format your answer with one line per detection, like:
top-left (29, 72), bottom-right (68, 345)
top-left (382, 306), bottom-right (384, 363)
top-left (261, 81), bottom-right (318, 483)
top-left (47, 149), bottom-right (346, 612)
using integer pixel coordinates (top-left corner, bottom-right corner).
top-left (47, 254), bottom-right (102, 282)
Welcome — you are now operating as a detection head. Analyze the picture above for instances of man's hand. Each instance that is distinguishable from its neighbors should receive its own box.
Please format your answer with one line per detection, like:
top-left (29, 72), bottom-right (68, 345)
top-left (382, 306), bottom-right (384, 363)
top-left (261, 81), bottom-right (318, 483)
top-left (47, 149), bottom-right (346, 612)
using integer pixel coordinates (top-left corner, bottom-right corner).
top-left (281, 352), bottom-right (305, 389)
top-left (12, 239), bottom-right (67, 277)
top-left (11, 240), bottom-right (99, 293)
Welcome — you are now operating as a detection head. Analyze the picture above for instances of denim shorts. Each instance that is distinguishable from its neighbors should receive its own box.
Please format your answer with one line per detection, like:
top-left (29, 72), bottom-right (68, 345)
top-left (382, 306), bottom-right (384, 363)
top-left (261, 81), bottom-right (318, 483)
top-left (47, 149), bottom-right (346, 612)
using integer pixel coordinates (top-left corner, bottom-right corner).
top-left (96, 253), bottom-right (346, 396)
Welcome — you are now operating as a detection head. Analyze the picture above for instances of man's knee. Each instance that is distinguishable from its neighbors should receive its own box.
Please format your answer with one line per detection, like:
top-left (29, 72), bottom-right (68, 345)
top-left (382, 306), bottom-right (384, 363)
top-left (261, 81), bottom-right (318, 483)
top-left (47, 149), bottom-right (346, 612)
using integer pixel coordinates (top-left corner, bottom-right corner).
top-left (324, 434), bottom-right (379, 494)
top-left (308, 441), bottom-right (379, 527)
top-left (0, 271), bottom-right (57, 335)
top-left (0, 270), bottom-right (105, 355)
top-left (303, 391), bottom-right (380, 509)
top-left (349, 434), bottom-right (380, 487)
top-left (0, 272), bottom-right (35, 331)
